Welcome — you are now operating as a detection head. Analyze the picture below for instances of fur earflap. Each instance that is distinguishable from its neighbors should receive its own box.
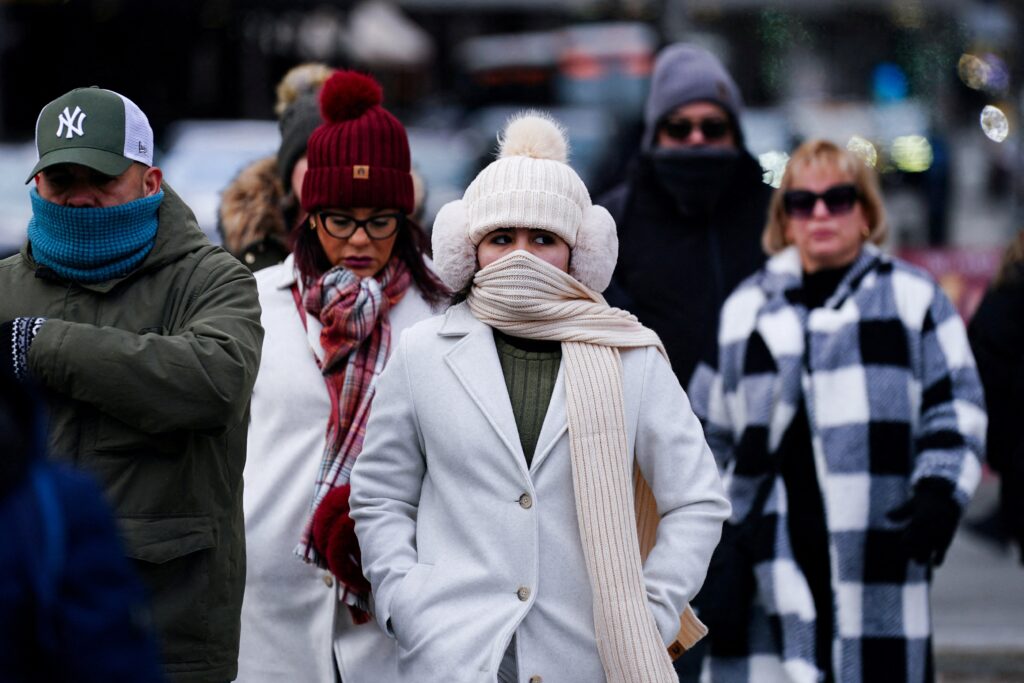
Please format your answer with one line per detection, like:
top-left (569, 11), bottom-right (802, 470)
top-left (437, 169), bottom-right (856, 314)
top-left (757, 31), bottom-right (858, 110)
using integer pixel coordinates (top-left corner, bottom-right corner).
top-left (431, 199), bottom-right (477, 291)
top-left (498, 111), bottom-right (569, 163)
top-left (320, 70), bottom-right (383, 123)
top-left (569, 204), bottom-right (618, 292)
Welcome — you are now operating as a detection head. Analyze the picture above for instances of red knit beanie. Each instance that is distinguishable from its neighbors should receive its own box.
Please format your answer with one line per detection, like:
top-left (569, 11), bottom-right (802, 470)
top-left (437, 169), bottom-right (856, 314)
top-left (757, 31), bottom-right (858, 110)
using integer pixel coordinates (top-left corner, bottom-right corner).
top-left (301, 70), bottom-right (413, 215)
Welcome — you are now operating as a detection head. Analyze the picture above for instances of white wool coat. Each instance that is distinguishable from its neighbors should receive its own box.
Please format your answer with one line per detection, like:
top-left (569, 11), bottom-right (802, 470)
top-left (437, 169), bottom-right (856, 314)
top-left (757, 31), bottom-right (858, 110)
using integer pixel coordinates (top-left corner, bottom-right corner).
top-left (237, 254), bottom-right (437, 683)
top-left (349, 302), bottom-right (730, 683)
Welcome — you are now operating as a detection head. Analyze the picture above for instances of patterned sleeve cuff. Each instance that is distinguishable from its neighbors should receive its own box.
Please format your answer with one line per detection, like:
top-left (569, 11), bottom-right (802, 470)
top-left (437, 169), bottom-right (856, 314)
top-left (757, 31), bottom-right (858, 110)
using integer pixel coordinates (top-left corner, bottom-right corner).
top-left (11, 316), bottom-right (47, 381)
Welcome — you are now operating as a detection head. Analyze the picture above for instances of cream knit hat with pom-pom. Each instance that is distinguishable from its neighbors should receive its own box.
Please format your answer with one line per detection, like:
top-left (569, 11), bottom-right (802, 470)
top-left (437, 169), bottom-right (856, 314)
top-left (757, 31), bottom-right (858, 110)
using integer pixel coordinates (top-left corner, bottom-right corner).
top-left (431, 111), bottom-right (618, 292)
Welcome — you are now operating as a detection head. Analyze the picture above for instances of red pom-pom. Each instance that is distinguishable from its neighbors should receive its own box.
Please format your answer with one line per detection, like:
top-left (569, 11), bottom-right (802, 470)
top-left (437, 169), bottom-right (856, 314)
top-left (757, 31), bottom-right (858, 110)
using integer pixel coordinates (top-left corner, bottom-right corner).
top-left (320, 70), bottom-right (383, 123)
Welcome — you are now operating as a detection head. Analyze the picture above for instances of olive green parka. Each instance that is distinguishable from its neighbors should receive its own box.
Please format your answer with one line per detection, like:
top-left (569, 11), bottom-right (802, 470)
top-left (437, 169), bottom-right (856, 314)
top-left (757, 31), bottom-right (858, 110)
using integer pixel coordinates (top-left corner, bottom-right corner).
top-left (0, 183), bottom-right (264, 682)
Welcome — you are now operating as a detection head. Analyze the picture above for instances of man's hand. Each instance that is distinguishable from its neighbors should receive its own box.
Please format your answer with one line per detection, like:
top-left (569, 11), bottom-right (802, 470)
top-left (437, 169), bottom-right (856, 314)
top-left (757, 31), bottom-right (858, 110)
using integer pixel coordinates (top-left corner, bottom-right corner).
top-left (0, 317), bottom-right (46, 381)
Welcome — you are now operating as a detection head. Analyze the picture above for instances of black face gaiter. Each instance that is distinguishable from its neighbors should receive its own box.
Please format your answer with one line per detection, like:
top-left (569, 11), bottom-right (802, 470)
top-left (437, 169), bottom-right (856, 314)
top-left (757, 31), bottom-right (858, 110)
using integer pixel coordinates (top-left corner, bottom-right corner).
top-left (647, 147), bottom-right (742, 219)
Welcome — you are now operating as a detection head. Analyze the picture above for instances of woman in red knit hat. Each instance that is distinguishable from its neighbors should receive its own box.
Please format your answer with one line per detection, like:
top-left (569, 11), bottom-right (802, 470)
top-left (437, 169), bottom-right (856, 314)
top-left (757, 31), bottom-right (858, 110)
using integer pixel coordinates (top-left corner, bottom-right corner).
top-left (238, 69), bottom-right (447, 682)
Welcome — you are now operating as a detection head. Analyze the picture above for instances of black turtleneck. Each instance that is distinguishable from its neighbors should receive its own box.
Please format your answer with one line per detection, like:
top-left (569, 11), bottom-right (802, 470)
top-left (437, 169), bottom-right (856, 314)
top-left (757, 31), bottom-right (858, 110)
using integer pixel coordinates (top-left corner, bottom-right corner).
top-left (799, 262), bottom-right (854, 310)
top-left (778, 261), bottom-right (853, 682)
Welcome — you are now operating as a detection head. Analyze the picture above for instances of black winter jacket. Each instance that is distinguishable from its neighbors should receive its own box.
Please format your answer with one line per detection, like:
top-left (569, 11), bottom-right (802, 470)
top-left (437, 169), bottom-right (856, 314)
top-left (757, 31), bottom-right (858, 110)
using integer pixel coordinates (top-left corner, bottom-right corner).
top-left (600, 150), bottom-right (771, 386)
top-left (968, 264), bottom-right (1024, 554)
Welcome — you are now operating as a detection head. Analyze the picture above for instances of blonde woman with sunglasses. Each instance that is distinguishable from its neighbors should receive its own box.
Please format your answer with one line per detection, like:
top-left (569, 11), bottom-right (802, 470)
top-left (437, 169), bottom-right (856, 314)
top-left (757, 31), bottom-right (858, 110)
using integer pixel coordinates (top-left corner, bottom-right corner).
top-left (688, 139), bottom-right (986, 683)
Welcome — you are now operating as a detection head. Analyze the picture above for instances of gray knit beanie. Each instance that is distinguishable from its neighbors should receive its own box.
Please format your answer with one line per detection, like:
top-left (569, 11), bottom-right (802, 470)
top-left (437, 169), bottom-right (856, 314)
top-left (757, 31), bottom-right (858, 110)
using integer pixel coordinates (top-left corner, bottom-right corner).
top-left (276, 92), bottom-right (323, 188)
top-left (642, 44), bottom-right (744, 151)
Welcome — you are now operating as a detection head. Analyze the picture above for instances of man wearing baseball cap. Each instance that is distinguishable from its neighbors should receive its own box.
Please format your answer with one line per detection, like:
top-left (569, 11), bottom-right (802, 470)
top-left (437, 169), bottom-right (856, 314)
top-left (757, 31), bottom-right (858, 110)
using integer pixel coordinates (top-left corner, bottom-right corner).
top-left (0, 86), bottom-right (264, 682)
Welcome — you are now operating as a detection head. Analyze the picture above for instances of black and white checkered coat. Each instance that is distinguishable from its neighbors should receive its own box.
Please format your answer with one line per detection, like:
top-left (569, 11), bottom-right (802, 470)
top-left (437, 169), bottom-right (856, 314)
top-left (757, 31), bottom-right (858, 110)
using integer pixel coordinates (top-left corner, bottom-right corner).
top-left (689, 244), bottom-right (985, 683)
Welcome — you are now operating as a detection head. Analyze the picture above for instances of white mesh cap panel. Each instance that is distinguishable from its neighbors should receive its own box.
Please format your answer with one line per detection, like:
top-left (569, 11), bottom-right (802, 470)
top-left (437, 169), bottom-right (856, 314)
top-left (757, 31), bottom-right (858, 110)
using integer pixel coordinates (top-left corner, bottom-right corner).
top-left (116, 92), bottom-right (154, 166)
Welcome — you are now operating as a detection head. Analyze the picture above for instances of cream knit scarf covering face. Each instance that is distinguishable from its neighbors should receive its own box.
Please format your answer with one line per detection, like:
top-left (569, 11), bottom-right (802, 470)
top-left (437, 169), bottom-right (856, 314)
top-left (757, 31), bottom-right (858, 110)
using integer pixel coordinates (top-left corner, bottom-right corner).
top-left (467, 250), bottom-right (676, 682)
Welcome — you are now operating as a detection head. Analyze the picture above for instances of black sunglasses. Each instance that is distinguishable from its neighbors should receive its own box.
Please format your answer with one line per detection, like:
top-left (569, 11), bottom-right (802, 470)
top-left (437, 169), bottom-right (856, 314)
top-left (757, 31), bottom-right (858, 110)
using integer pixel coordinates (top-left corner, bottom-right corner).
top-left (660, 117), bottom-right (731, 142)
top-left (315, 212), bottom-right (404, 240)
top-left (782, 184), bottom-right (860, 218)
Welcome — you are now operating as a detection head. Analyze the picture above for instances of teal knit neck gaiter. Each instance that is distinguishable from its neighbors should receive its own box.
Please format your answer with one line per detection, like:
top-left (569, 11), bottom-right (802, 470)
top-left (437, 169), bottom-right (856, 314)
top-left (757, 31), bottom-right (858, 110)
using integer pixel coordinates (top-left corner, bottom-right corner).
top-left (27, 188), bottom-right (163, 283)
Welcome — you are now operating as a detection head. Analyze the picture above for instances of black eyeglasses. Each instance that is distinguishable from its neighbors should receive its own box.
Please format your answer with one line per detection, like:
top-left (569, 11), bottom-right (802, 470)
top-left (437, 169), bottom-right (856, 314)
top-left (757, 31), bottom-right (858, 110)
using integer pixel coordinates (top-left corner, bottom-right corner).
top-left (315, 212), bottom-right (403, 240)
top-left (660, 117), bottom-right (731, 142)
top-left (782, 184), bottom-right (860, 218)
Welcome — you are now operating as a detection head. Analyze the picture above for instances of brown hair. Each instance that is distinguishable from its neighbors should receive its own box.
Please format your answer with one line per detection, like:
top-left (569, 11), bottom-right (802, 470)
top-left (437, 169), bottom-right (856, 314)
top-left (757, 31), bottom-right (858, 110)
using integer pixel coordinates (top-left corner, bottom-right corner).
top-left (762, 139), bottom-right (888, 255)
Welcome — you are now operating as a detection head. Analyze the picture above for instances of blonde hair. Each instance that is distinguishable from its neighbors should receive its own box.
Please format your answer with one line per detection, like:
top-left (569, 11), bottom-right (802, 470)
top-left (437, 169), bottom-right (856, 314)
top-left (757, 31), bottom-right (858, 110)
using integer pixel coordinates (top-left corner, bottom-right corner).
top-left (274, 63), bottom-right (334, 117)
top-left (762, 139), bottom-right (888, 255)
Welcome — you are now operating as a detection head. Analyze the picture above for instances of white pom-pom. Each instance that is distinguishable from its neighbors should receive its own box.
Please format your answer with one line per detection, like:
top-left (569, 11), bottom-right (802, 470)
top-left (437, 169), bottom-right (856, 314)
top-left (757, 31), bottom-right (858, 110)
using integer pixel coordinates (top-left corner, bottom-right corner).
top-left (497, 111), bottom-right (568, 163)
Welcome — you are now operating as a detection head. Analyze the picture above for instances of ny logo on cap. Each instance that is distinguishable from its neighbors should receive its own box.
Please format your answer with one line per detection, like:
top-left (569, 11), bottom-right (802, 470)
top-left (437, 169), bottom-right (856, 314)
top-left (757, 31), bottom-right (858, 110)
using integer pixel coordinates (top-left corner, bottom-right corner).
top-left (56, 106), bottom-right (86, 139)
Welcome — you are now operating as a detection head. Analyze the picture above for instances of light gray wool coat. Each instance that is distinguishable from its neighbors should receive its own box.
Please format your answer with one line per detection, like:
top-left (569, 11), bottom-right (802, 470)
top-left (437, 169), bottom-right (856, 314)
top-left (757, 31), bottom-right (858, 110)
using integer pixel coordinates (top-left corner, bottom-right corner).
top-left (350, 302), bottom-right (730, 683)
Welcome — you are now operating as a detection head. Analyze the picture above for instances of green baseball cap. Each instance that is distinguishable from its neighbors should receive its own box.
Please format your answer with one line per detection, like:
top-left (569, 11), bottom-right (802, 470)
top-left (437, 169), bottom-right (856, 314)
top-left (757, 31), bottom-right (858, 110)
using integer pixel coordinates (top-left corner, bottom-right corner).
top-left (26, 86), bottom-right (154, 183)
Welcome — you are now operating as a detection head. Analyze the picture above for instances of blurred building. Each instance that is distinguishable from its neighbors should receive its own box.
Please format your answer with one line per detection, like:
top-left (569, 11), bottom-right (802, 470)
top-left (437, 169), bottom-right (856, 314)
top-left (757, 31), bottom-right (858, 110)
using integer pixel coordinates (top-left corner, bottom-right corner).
top-left (1, 0), bottom-right (1022, 248)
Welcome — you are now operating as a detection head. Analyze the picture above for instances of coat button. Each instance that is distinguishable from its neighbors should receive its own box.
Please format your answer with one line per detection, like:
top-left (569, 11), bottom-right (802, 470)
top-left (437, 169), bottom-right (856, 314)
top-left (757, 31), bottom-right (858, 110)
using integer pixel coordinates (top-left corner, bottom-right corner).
top-left (323, 574), bottom-right (334, 588)
top-left (518, 493), bottom-right (533, 509)
top-left (516, 586), bottom-right (531, 601)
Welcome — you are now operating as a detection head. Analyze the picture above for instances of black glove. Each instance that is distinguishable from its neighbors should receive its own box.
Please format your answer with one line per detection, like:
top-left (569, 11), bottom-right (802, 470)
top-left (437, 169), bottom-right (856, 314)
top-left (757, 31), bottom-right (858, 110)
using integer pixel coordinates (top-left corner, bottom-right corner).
top-left (693, 522), bottom-right (759, 657)
top-left (0, 317), bottom-right (47, 382)
top-left (887, 477), bottom-right (962, 567)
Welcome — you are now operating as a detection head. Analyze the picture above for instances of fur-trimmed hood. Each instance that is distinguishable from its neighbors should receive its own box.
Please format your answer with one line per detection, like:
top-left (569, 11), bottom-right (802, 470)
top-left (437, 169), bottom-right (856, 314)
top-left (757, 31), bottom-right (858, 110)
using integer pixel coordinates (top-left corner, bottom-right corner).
top-left (218, 156), bottom-right (289, 259)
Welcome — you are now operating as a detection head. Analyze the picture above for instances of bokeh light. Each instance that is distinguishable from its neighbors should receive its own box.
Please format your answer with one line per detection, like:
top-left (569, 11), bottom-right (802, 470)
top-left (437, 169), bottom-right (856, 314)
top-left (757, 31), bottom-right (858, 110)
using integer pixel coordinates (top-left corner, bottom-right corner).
top-left (846, 136), bottom-right (878, 168)
top-left (958, 54), bottom-right (991, 91)
top-left (980, 105), bottom-right (1009, 142)
top-left (958, 53), bottom-right (1009, 94)
top-left (758, 150), bottom-right (790, 188)
top-left (890, 135), bottom-right (933, 172)
top-left (981, 53), bottom-right (1010, 93)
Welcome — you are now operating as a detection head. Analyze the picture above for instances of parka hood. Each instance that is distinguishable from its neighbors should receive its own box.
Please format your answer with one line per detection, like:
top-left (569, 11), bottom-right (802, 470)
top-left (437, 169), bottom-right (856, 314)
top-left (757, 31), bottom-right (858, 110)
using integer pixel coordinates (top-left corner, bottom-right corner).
top-left (217, 155), bottom-right (287, 258)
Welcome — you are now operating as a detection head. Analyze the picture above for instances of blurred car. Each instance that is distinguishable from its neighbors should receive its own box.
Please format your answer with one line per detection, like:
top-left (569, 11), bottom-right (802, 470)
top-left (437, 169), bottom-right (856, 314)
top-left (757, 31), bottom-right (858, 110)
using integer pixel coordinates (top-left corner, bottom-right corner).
top-left (0, 142), bottom-right (40, 257)
top-left (158, 120), bottom-right (281, 243)
top-left (407, 124), bottom-right (480, 231)
top-left (554, 22), bottom-right (657, 123)
top-left (455, 30), bottom-right (562, 107)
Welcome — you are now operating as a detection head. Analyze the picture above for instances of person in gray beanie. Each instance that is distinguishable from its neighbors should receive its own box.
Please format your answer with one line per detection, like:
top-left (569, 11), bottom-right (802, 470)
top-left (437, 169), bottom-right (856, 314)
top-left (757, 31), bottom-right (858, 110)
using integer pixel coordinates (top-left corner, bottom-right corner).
top-left (599, 43), bottom-right (772, 391)
top-left (642, 43), bottom-right (745, 151)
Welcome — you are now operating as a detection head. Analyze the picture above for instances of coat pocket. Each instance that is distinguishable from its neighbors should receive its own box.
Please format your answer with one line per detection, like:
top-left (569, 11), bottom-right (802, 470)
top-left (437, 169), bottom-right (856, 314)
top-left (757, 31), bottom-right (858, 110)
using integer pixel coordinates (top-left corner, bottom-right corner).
top-left (389, 562), bottom-right (434, 646)
top-left (119, 516), bottom-right (216, 655)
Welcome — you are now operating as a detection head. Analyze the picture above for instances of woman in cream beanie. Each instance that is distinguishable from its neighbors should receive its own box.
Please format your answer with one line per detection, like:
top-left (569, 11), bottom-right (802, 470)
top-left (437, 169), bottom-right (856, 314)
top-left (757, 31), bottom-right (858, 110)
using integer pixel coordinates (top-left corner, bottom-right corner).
top-left (349, 111), bottom-right (729, 683)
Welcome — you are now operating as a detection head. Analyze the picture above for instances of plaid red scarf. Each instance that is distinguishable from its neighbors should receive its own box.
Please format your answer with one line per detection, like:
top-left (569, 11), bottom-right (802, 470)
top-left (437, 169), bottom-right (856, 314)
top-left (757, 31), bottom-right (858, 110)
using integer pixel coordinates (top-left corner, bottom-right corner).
top-left (293, 258), bottom-right (411, 608)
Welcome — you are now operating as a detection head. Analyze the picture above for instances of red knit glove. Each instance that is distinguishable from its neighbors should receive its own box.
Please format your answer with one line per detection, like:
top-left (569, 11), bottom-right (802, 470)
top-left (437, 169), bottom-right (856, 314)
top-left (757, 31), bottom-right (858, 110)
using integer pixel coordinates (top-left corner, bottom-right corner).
top-left (310, 484), bottom-right (371, 596)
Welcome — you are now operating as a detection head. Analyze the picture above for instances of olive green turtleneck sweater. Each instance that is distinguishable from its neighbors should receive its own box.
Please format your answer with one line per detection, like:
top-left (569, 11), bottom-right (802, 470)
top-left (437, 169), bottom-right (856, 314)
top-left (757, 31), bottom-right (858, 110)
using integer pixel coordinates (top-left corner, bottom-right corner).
top-left (493, 330), bottom-right (562, 466)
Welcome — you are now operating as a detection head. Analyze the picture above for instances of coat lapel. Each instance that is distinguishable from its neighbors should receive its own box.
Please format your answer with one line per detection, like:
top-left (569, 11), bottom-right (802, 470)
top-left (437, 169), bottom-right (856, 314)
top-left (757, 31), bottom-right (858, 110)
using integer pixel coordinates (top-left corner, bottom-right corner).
top-left (530, 362), bottom-right (568, 472)
top-left (440, 304), bottom-right (528, 468)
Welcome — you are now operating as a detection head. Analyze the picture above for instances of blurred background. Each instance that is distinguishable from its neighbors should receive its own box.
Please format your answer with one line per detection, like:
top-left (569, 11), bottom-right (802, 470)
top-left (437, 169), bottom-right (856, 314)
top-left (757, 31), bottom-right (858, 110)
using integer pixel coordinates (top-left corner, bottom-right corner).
top-left (0, 1), bottom-right (1022, 678)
